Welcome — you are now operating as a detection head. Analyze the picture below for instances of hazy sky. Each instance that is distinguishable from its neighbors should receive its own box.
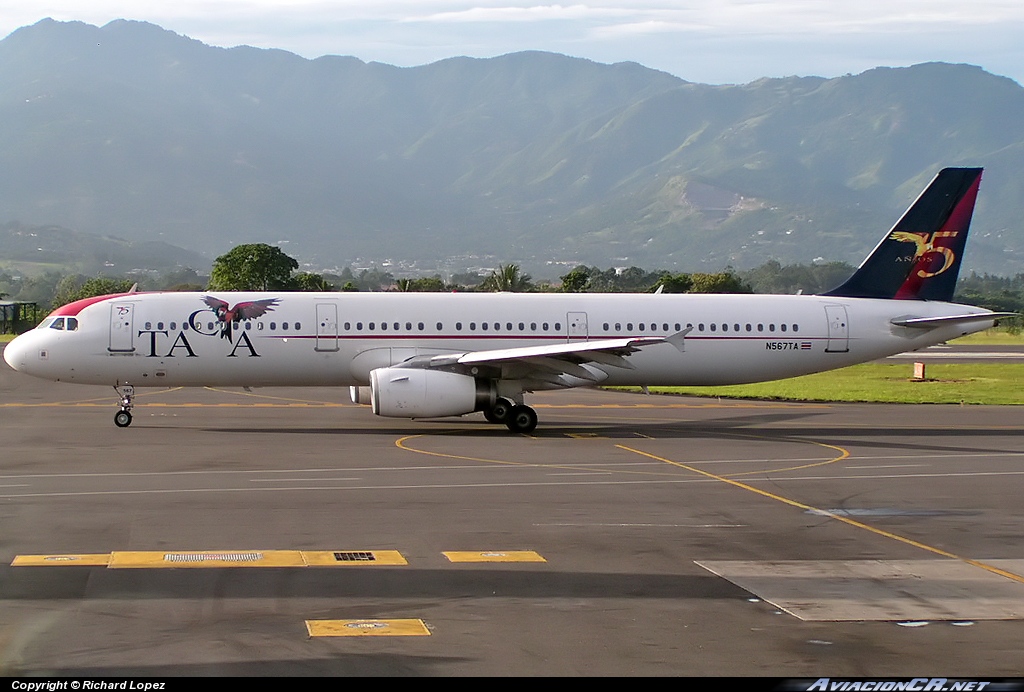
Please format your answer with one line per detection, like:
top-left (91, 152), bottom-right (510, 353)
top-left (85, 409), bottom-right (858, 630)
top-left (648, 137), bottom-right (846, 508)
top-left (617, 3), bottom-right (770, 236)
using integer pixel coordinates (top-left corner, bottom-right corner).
top-left (2, 1), bottom-right (1022, 85)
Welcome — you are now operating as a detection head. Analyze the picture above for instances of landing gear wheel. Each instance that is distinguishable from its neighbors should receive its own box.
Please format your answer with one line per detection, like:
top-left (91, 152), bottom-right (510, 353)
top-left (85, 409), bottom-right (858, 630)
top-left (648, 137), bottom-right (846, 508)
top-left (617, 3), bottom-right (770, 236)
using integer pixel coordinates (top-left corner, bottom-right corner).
top-left (113, 383), bottom-right (135, 428)
top-left (505, 404), bottom-right (538, 434)
top-left (485, 397), bottom-right (515, 424)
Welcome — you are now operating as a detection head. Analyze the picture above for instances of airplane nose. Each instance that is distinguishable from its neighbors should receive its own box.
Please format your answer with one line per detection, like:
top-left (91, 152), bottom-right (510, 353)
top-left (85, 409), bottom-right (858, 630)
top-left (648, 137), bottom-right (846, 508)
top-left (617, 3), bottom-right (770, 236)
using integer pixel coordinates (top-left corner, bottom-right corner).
top-left (3, 333), bottom-right (29, 372)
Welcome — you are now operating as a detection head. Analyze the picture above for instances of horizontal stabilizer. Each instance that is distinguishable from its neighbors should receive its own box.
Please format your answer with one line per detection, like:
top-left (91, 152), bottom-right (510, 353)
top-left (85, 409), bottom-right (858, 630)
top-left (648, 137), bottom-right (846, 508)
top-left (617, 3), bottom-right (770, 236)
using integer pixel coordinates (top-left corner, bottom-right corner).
top-left (890, 312), bottom-right (1016, 329)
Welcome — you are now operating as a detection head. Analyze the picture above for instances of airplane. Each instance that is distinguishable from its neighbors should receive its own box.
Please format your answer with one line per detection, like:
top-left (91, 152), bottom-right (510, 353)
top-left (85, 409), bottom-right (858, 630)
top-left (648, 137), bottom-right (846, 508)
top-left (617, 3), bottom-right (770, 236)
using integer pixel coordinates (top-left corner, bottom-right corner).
top-left (2, 167), bottom-right (1013, 433)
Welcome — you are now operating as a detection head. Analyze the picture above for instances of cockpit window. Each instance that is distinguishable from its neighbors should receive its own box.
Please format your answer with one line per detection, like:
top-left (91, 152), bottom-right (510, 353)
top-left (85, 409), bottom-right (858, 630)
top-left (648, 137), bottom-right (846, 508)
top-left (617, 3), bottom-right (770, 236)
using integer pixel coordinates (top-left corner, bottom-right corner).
top-left (66, 317), bottom-right (79, 331)
top-left (49, 317), bottom-right (66, 330)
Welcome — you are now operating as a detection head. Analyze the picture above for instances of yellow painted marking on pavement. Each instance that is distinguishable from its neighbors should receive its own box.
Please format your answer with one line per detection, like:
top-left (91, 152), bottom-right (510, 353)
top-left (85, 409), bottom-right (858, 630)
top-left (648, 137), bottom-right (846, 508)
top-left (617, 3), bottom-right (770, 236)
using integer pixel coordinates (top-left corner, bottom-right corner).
top-left (306, 619), bottom-right (430, 637)
top-left (302, 550), bottom-right (408, 566)
top-left (15, 550), bottom-right (408, 568)
top-left (108, 550), bottom-right (307, 568)
top-left (716, 433), bottom-right (851, 478)
top-left (203, 386), bottom-right (347, 406)
top-left (617, 444), bottom-right (1024, 586)
top-left (12, 554), bottom-right (111, 566)
top-left (443, 551), bottom-right (546, 563)
top-left (566, 432), bottom-right (607, 439)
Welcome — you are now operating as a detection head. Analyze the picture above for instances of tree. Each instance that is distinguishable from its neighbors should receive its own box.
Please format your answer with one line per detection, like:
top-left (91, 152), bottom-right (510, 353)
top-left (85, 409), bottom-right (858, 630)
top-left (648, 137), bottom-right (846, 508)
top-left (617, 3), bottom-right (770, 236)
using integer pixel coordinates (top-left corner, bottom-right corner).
top-left (688, 271), bottom-right (753, 294)
top-left (293, 272), bottom-right (334, 292)
top-left (480, 264), bottom-right (533, 292)
top-left (560, 266), bottom-right (591, 293)
top-left (207, 243), bottom-right (299, 291)
top-left (651, 273), bottom-right (693, 293)
top-left (53, 276), bottom-right (135, 307)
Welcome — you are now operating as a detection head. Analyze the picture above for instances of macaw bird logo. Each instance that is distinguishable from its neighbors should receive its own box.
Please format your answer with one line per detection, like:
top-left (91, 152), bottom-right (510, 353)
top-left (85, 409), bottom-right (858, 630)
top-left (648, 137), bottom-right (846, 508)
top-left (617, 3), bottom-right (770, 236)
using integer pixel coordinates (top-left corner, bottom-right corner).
top-left (889, 230), bottom-right (958, 278)
top-left (202, 296), bottom-right (279, 340)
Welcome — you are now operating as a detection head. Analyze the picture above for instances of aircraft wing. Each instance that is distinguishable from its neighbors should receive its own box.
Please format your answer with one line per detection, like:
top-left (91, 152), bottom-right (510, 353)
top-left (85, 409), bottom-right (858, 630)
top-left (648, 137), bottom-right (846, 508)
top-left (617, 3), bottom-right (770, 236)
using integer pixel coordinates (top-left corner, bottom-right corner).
top-left (890, 312), bottom-right (1016, 329)
top-left (418, 330), bottom-right (689, 387)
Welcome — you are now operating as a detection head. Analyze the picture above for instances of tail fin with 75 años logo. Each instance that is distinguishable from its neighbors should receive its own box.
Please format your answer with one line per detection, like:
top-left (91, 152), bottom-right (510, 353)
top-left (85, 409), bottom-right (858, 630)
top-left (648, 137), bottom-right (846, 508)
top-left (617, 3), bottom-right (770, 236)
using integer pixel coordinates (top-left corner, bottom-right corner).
top-left (823, 167), bottom-right (982, 302)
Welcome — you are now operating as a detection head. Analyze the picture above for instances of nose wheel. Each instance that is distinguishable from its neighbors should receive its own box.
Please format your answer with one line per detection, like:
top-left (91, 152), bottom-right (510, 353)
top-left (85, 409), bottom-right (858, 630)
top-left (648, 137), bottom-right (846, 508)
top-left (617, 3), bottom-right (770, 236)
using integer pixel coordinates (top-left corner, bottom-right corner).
top-left (113, 384), bottom-right (135, 427)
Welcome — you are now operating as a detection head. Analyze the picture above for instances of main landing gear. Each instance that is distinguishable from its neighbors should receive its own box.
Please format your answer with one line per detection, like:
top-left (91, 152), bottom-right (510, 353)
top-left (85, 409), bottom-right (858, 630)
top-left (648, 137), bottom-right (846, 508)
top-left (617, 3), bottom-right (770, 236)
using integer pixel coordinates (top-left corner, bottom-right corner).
top-left (484, 397), bottom-right (538, 434)
top-left (113, 383), bottom-right (135, 428)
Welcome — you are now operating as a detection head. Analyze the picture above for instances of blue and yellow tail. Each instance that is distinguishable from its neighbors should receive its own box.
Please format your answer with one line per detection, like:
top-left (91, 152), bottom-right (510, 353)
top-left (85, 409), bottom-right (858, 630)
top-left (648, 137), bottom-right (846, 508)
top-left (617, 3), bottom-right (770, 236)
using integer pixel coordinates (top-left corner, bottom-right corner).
top-left (824, 167), bottom-right (982, 302)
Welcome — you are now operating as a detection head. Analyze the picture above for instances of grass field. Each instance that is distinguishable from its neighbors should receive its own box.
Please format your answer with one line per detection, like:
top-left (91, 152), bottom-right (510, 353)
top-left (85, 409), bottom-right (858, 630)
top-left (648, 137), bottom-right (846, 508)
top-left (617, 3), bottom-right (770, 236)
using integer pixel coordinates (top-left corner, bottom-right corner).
top-left (625, 362), bottom-right (1024, 405)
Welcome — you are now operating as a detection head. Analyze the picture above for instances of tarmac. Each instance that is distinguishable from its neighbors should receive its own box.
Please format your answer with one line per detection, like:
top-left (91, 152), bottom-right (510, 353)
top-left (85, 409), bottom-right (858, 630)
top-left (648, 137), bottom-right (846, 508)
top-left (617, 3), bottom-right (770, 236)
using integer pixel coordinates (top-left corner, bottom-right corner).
top-left (2, 344), bottom-right (1024, 676)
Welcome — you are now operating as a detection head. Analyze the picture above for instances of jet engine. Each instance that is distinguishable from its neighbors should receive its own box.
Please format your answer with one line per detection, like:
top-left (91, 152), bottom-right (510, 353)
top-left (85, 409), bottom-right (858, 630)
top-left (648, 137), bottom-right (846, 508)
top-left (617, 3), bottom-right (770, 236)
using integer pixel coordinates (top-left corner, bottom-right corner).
top-left (369, 368), bottom-right (496, 418)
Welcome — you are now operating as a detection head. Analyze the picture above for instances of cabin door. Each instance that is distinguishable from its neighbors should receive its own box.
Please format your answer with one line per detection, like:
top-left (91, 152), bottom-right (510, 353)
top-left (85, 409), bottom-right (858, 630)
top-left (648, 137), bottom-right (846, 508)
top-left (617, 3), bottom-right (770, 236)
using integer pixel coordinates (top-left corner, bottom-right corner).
top-left (108, 303), bottom-right (136, 353)
top-left (567, 312), bottom-right (589, 342)
top-left (824, 305), bottom-right (850, 353)
top-left (315, 303), bottom-right (339, 352)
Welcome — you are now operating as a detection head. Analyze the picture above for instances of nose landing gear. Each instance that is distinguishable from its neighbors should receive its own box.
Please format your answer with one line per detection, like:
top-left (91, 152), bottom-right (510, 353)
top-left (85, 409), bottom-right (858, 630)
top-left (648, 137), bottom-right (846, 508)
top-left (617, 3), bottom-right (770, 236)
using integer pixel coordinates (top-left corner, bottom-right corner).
top-left (113, 384), bottom-right (135, 427)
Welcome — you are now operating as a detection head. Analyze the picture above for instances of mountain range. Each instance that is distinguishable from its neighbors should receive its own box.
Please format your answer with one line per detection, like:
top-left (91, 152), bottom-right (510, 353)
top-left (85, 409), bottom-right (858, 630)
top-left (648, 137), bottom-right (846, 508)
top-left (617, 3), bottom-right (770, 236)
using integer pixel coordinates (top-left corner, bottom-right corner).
top-left (1, 18), bottom-right (1022, 276)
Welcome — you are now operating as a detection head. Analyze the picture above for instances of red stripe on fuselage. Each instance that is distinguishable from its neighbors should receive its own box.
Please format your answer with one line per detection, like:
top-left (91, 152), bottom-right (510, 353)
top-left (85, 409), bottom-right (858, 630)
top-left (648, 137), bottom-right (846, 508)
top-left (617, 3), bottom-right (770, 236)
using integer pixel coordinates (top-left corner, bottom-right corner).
top-left (48, 292), bottom-right (136, 317)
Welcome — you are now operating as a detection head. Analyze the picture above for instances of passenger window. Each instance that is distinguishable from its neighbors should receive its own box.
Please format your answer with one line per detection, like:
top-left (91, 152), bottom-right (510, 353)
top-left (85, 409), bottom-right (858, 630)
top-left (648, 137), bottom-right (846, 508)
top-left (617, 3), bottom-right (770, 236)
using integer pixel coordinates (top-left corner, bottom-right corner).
top-left (356, 322), bottom-right (363, 330)
top-left (406, 322), bottom-right (412, 331)
top-left (245, 322), bottom-right (252, 330)
top-left (555, 323), bottom-right (561, 331)
top-left (418, 322), bottom-right (425, 331)
top-left (531, 322), bottom-right (537, 331)
top-left (662, 323), bottom-right (669, 332)
top-left (769, 324), bottom-right (775, 332)
top-left (157, 322), bottom-right (164, 330)
top-left (470, 322), bottom-right (477, 330)
top-left (793, 324), bottom-right (799, 332)
top-left (282, 322), bottom-right (289, 331)
top-left (170, 322), bottom-right (176, 331)
top-left (757, 323), bottom-right (764, 331)
top-left (746, 324), bottom-right (752, 332)
top-left (456, 322), bottom-right (462, 331)
top-left (393, 322), bottom-right (399, 331)
top-left (144, 321), bottom-right (152, 330)
top-left (368, 323), bottom-right (374, 331)
top-left (603, 323), bottom-right (609, 331)
top-left (518, 322), bottom-right (525, 331)
top-left (270, 322), bottom-right (277, 331)
top-left (257, 322), bottom-right (264, 330)
top-left (781, 323), bottom-right (787, 332)
top-left (626, 323), bottom-right (633, 331)
top-left (710, 323), bottom-right (717, 332)
top-left (721, 324), bottom-right (728, 332)
top-left (639, 323), bottom-right (645, 332)
top-left (615, 323), bottom-right (621, 332)
top-left (436, 322), bottom-right (443, 330)
top-left (543, 322), bottom-right (549, 331)
top-left (481, 323), bottom-right (488, 331)
top-left (344, 322), bottom-right (351, 330)
top-left (380, 322), bottom-right (387, 331)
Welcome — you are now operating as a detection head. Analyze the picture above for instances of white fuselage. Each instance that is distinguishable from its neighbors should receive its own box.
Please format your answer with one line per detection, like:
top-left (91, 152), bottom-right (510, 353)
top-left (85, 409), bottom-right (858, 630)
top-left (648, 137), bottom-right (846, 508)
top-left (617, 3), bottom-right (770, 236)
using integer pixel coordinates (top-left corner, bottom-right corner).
top-left (2, 291), bottom-right (995, 389)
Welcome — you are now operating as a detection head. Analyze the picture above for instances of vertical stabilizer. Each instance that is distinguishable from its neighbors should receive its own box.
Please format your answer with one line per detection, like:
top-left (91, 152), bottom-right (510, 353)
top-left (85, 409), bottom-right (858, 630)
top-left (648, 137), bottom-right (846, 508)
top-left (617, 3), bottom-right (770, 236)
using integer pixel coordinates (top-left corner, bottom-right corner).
top-left (823, 167), bottom-right (982, 301)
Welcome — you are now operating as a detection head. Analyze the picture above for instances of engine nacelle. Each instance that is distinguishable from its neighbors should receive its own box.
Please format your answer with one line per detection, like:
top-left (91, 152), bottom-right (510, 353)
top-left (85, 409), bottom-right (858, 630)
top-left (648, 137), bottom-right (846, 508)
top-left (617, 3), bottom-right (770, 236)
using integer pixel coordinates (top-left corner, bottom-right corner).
top-left (369, 368), bottom-right (496, 418)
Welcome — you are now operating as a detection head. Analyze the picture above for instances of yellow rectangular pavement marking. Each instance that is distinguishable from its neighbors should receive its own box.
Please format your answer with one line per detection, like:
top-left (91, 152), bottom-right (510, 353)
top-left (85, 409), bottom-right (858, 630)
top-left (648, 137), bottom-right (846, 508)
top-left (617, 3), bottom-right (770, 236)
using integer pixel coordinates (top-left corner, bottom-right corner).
top-left (306, 619), bottom-right (430, 637)
top-left (12, 554), bottom-right (112, 566)
top-left (443, 550), bottom-right (546, 563)
top-left (302, 550), bottom-right (408, 566)
top-left (108, 550), bottom-right (307, 568)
